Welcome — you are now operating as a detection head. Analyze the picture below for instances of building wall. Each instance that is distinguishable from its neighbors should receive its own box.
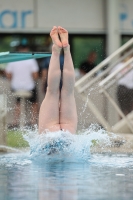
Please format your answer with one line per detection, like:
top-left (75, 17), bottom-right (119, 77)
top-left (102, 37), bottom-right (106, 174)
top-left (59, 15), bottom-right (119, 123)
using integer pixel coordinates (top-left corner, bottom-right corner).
top-left (0, 0), bottom-right (132, 34)
top-left (0, 0), bottom-right (104, 33)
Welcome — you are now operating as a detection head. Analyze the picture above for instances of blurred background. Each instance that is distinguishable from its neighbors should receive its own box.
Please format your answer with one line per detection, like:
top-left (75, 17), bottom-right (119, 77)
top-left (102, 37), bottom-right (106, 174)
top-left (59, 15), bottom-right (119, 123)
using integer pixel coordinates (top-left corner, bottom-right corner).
top-left (0, 0), bottom-right (133, 138)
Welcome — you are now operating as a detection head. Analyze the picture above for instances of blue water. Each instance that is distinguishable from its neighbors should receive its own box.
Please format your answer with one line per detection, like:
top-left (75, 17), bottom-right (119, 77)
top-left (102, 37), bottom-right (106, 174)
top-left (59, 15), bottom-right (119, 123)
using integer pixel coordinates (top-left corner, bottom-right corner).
top-left (0, 127), bottom-right (133, 200)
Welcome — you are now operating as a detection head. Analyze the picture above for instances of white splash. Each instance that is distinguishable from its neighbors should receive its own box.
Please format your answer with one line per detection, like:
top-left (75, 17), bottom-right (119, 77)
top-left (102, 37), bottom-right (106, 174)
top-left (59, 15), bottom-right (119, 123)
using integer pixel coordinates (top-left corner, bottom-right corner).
top-left (0, 124), bottom-right (130, 167)
top-left (22, 124), bottom-right (119, 163)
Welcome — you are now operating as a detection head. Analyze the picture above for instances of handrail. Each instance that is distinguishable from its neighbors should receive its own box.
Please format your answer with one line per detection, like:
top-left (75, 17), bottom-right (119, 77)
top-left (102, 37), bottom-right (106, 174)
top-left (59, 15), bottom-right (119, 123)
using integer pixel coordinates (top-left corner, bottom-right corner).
top-left (100, 63), bottom-right (133, 91)
top-left (99, 57), bottom-right (133, 87)
top-left (75, 37), bottom-right (133, 87)
top-left (77, 49), bottom-right (133, 93)
top-left (75, 38), bottom-right (133, 133)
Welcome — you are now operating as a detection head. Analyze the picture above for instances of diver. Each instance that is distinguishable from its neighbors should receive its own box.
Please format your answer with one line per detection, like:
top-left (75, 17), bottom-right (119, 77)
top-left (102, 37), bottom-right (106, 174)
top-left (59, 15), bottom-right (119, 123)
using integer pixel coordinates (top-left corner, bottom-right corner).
top-left (38, 26), bottom-right (77, 134)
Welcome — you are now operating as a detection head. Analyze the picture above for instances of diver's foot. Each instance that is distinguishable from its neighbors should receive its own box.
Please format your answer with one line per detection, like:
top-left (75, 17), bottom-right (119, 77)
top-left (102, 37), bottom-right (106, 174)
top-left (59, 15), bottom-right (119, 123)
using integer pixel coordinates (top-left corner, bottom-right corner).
top-left (58, 26), bottom-right (69, 48)
top-left (50, 26), bottom-right (62, 48)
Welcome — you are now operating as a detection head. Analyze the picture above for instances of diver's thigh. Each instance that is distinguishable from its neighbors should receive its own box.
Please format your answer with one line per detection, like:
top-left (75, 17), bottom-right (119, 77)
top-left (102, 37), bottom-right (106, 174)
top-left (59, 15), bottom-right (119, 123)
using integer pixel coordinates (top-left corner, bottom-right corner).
top-left (38, 91), bottom-right (60, 133)
top-left (60, 90), bottom-right (77, 134)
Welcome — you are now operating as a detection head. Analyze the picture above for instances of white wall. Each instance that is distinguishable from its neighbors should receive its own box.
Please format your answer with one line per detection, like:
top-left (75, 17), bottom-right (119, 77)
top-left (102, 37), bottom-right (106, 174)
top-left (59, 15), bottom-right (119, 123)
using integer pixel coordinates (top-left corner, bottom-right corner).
top-left (0, 0), bottom-right (132, 34)
top-left (37, 0), bottom-right (105, 33)
top-left (0, 0), bottom-right (105, 33)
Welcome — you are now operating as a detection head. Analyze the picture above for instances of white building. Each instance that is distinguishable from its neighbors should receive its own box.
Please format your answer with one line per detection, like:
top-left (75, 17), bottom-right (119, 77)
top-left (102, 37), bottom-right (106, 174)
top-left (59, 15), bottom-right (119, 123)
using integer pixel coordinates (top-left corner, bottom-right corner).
top-left (0, 0), bottom-right (133, 67)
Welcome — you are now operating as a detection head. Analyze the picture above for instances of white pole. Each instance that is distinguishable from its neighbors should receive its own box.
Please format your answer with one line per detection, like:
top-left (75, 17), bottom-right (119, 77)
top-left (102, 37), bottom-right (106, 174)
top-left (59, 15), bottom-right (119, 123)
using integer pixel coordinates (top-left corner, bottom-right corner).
top-left (106, 0), bottom-right (121, 125)
top-left (106, 0), bottom-right (120, 56)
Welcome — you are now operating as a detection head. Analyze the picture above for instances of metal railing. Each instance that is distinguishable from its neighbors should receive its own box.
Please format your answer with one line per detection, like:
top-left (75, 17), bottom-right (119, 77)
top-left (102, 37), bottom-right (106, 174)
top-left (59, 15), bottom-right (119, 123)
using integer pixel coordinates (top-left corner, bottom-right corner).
top-left (75, 38), bottom-right (133, 92)
top-left (75, 38), bottom-right (133, 133)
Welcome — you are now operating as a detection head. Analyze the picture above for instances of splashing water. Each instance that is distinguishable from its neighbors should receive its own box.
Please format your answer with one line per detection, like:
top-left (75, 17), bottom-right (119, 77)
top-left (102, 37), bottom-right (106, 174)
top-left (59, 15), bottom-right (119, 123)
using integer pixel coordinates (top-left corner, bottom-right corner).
top-left (21, 124), bottom-right (122, 163)
top-left (0, 124), bottom-right (131, 167)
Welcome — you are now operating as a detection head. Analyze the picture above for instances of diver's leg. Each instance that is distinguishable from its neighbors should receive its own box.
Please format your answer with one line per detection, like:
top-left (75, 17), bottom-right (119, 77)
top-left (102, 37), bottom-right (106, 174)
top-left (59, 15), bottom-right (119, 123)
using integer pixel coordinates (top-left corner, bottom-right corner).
top-left (58, 26), bottom-right (77, 134)
top-left (38, 26), bottom-right (62, 133)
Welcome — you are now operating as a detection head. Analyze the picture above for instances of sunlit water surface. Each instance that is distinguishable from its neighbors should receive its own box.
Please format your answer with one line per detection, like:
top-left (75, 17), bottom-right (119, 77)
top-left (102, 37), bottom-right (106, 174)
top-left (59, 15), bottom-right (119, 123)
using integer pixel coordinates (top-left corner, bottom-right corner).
top-left (0, 127), bottom-right (133, 200)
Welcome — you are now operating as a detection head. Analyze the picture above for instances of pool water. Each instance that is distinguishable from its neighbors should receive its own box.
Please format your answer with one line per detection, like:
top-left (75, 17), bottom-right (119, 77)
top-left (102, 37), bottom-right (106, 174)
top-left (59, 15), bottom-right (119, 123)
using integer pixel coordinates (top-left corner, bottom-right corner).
top-left (0, 128), bottom-right (133, 200)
